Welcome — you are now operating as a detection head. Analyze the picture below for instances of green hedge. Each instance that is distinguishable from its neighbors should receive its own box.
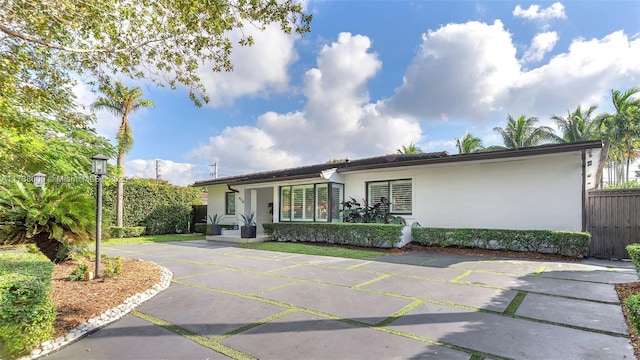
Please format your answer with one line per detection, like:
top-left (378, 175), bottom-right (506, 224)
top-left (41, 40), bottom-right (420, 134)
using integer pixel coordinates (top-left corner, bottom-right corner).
top-left (194, 223), bottom-right (207, 234)
top-left (626, 293), bottom-right (640, 333)
top-left (102, 178), bottom-right (202, 235)
top-left (626, 244), bottom-right (640, 277)
top-left (411, 227), bottom-right (591, 258)
top-left (0, 252), bottom-right (56, 357)
top-left (108, 226), bottom-right (146, 238)
top-left (263, 223), bottom-right (404, 248)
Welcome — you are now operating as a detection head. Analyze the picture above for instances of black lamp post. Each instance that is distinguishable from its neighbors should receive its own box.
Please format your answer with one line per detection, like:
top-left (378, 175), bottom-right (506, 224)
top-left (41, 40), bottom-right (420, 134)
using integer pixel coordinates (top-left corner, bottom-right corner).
top-left (33, 172), bottom-right (46, 188)
top-left (91, 154), bottom-right (108, 278)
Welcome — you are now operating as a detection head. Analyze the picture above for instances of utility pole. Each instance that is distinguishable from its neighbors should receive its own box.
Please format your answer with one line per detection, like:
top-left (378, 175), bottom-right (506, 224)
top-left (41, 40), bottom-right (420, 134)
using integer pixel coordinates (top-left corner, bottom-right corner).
top-left (209, 162), bottom-right (218, 179)
top-left (155, 160), bottom-right (161, 183)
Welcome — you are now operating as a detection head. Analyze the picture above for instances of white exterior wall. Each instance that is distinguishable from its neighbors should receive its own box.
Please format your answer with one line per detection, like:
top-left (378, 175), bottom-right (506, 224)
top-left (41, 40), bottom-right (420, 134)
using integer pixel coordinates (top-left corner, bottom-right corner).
top-left (206, 185), bottom-right (237, 225)
top-left (342, 152), bottom-right (583, 231)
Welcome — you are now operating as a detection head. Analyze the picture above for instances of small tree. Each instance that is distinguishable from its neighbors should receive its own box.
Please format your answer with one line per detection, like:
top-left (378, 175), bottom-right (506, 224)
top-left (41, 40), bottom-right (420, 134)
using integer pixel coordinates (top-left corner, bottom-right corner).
top-left (396, 143), bottom-right (423, 154)
top-left (0, 181), bottom-right (95, 262)
top-left (454, 133), bottom-right (484, 154)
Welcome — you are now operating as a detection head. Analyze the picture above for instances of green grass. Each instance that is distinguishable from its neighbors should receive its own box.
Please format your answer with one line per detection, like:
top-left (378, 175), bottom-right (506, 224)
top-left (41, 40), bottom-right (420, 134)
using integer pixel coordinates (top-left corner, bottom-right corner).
top-left (237, 241), bottom-right (390, 259)
top-left (102, 234), bottom-right (205, 245)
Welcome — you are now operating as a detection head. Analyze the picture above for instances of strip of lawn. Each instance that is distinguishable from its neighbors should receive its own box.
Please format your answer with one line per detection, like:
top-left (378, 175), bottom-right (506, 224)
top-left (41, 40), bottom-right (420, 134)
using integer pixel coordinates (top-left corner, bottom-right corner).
top-left (237, 242), bottom-right (390, 259)
top-left (103, 234), bottom-right (205, 246)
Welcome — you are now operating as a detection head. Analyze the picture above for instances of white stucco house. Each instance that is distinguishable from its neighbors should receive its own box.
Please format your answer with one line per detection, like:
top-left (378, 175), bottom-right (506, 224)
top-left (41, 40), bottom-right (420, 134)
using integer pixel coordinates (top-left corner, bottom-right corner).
top-left (193, 141), bottom-right (608, 240)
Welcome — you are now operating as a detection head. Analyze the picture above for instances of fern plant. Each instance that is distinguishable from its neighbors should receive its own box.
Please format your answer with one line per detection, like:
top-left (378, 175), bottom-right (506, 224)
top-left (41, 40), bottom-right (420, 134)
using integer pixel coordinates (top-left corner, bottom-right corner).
top-left (0, 180), bottom-right (95, 262)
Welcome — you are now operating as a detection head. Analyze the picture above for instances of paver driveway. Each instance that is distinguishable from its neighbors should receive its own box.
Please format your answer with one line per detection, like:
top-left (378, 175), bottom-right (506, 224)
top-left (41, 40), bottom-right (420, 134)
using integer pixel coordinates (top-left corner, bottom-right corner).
top-left (48, 240), bottom-right (637, 359)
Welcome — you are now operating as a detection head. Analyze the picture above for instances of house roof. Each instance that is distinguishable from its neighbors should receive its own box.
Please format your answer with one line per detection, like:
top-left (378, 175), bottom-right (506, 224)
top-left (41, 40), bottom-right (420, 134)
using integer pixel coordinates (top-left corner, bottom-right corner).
top-left (192, 140), bottom-right (607, 187)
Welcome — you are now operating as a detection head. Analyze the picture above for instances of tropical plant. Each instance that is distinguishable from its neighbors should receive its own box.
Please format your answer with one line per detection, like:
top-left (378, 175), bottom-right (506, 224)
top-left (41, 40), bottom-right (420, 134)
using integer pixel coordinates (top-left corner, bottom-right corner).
top-left (552, 105), bottom-right (599, 143)
top-left (597, 88), bottom-right (640, 184)
top-left (340, 197), bottom-right (406, 225)
top-left (0, 181), bottom-right (95, 262)
top-left (240, 212), bottom-right (257, 226)
top-left (91, 80), bottom-right (154, 227)
top-left (493, 114), bottom-right (560, 149)
top-left (396, 143), bottom-right (423, 154)
top-left (207, 214), bottom-right (222, 225)
top-left (454, 133), bottom-right (484, 154)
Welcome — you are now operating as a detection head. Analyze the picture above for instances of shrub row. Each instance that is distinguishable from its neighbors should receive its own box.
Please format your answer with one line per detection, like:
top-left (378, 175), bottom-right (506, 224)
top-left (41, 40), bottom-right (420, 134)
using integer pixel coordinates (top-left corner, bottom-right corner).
top-left (411, 227), bottom-right (591, 258)
top-left (263, 223), bottom-right (404, 248)
top-left (626, 293), bottom-right (640, 333)
top-left (108, 226), bottom-right (146, 238)
top-left (194, 223), bottom-right (207, 234)
top-left (626, 244), bottom-right (640, 277)
top-left (102, 178), bottom-right (202, 235)
top-left (0, 252), bottom-right (56, 357)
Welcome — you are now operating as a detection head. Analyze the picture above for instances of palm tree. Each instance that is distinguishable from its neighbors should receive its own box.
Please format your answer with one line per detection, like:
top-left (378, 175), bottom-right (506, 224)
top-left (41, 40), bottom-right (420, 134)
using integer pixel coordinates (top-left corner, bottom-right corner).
top-left (396, 142), bottom-right (423, 154)
top-left (493, 114), bottom-right (560, 149)
top-left (552, 105), bottom-right (599, 143)
top-left (454, 133), bottom-right (484, 154)
top-left (597, 88), bottom-right (640, 184)
top-left (91, 80), bottom-right (154, 227)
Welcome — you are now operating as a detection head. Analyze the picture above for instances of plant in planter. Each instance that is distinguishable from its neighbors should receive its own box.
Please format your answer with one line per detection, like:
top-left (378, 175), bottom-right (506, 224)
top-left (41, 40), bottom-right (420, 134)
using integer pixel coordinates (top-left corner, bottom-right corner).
top-left (240, 211), bottom-right (257, 238)
top-left (207, 214), bottom-right (223, 235)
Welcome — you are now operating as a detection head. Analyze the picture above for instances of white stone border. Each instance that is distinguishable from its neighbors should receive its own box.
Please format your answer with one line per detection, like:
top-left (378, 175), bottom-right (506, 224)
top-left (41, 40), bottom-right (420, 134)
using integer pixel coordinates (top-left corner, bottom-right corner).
top-left (21, 261), bottom-right (173, 359)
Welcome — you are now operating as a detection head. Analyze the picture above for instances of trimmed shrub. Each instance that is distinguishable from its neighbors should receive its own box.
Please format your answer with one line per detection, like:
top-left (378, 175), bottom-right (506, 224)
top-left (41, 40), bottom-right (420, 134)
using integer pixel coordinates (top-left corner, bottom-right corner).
top-left (411, 227), bottom-right (590, 258)
top-left (108, 226), bottom-right (146, 238)
top-left (0, 253), bottom-right (56, 357)
top-left (626, 244), bottom-right (640, 277)
top-left (263, 223), bottom-right (404, 248)
top-left (626, 293), bottom-right (640, 333)
top-left (194, 222), bottom-right (207, 234)
top-left (102, 178), bottom-right (202, 235)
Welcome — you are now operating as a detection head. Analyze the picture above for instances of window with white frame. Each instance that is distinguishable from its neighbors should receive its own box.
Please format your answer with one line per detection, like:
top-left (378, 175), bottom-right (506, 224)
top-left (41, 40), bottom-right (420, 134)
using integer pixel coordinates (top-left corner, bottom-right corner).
top-left (367, 179), bottom-right (412, 214)
top-left (279, 183), bottom-right (343, 222)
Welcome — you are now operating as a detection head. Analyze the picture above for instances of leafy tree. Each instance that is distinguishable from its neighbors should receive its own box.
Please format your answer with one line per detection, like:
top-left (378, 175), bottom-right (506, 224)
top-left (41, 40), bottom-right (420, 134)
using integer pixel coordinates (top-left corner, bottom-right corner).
top-left (0, 181), bottom-right (95, 262)
top-left (597, 88), bottom-right (640, 184)
top-left (396, 143), bottom-right (423, 154)
top-left (454, 133), bottom-right (484, 154)
top-left (1, 0), bottom-right (312, 106)
top-left (552, 105), bottom-right (599, 143)
top-left (493, 114), bottom-right (560, 149)
top-left (91, 80), bottom-right (154, 227)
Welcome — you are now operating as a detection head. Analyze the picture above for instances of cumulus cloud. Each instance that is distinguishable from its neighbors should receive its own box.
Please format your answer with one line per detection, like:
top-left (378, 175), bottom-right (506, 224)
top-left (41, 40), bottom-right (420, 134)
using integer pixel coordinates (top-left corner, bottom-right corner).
top-left (199, 23), bottom-right (298, 107)
top-left (190, 32), bottom-right (423, 174)
top-left (126, 159), bottom-right (207, 186)
top-left (513, 2), bottom-right (566, 21)
top-left (521, 31), bottom-right (559, 64)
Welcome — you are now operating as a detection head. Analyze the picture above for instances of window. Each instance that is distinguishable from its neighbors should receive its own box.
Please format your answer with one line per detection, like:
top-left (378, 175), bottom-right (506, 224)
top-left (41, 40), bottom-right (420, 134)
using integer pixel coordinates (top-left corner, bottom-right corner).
top-left (279, 183), bottom-right (343, 222)
top-left (225, 192), bottom-right (236, 215)
top-left (367, 179), bottom-right (412, 214)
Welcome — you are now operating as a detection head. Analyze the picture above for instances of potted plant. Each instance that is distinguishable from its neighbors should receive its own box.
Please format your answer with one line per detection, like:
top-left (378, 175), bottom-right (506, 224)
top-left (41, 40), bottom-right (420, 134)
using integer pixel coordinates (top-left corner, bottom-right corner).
top-left (240, 211), bottom-right (257, 238)
top-left (207, 214), bottom-right (223, 236)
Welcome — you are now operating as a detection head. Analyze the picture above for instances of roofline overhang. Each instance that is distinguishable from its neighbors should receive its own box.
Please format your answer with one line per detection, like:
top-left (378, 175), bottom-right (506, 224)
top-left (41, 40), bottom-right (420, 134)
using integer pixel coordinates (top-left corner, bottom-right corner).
top-left (192, 140), bottom-right (606, 187)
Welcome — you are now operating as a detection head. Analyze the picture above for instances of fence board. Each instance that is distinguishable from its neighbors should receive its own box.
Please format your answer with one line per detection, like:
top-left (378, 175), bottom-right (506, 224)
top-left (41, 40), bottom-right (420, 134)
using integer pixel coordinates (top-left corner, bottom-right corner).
top-left (587, 189), bottom-right (640, 259)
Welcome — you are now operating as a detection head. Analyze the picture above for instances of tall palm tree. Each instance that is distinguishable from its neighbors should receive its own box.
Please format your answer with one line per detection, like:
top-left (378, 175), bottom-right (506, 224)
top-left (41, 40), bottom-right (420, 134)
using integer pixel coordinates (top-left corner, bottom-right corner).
top-left (552, 105), bottom-right (599, 143)
top-left (454, 133), bottom-right (484, 154)
top-left (91, 80), bottom-right (154, 227)
top-left (396, 142), bottom-right (423, 154)
top-left (493, 114), bottom-right (560, 149)
top-left (597, 88), bottom-right (640, 184)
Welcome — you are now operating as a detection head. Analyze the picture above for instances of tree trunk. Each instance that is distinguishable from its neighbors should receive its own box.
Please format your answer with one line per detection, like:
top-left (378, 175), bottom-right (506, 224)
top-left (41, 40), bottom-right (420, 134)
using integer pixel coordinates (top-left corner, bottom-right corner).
top-left (33, 233), bottom-right (60, 262)
top-left (116, 150), bottom-right (125, 227)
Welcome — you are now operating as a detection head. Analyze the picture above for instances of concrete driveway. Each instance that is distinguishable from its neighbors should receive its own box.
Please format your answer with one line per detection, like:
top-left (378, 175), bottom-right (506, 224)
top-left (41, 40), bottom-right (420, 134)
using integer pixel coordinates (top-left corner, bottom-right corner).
top-left (48, 240), bottom-right (637, 359)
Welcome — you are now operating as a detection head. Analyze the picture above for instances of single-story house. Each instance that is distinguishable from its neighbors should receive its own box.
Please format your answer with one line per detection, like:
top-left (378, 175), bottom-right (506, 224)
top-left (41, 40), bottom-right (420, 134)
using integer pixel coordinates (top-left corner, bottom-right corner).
top-left (193, 140), bottom-right (608, 239)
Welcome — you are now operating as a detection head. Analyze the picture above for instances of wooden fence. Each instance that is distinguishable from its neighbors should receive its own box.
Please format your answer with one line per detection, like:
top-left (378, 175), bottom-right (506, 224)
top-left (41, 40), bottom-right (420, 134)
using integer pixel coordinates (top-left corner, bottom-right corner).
top-left (586, 189), bottom-right (640, 259)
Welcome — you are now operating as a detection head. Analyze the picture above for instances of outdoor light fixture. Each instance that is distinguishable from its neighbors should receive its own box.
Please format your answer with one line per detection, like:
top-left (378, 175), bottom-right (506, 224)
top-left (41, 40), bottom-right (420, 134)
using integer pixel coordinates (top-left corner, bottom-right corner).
top-left (91, 154), bottom-right (108, 278)
top-left (33, 172), bottom-right (46, 188)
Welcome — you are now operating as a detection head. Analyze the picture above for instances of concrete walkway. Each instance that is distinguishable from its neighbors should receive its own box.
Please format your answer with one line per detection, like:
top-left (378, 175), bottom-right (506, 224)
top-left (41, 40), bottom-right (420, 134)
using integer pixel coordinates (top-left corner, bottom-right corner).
top-left (48, 240), bottom-right (637, 359)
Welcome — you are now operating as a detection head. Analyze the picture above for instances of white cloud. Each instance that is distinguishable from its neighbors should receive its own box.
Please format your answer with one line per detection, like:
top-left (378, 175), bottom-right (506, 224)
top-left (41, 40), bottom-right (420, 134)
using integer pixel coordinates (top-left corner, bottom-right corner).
top-left (199, 23), bottom-right (298, 107)
top-left (72, 81), bottom-right (119, 141)
top-left (190, 32), bottom-right (423, 175)
top-left (384, 20), bottom-right (520, 122)
top-left (126, 159), bottom-right (206, 186)
top-left (521, 31), bottom-right (559, 63)
top-left (513, 2), bottom-right (566, 21)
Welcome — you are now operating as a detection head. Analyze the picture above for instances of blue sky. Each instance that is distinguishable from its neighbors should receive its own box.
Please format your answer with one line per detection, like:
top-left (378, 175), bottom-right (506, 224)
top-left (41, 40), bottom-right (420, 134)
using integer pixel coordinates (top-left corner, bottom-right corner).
top-left (78, 1), bottom-right (640, 185)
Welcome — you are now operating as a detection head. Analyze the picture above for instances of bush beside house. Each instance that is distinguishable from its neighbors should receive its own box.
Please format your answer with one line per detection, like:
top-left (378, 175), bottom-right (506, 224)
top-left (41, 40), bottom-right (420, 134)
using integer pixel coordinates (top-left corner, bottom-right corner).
top-left (412, 227), bottom-right (590, 258)
top-left (263, 223), bottom-right (404, 248)
top-left (102, 179), bottom-right (202, 235)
